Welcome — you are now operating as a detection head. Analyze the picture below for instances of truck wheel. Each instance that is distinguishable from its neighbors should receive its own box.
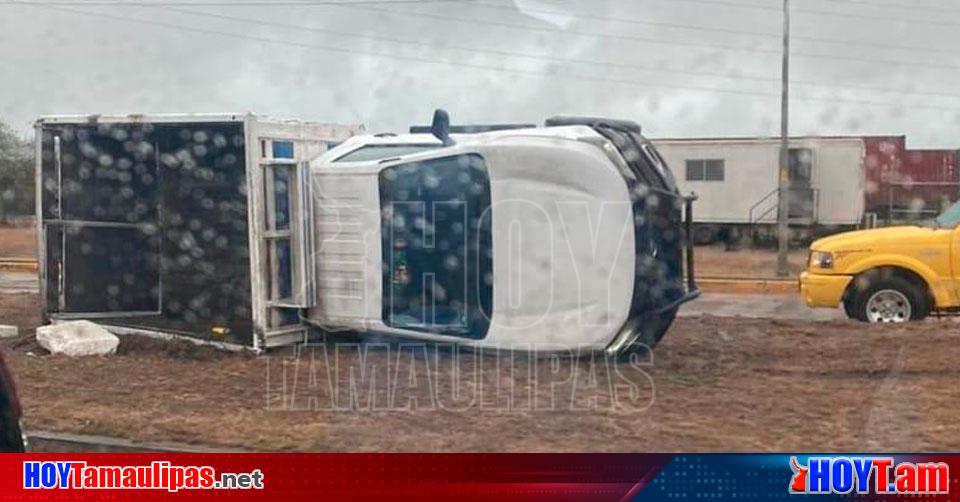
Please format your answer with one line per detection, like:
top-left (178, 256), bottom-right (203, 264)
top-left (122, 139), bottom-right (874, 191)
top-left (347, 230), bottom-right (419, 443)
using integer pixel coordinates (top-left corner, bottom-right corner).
top-left (619, 308), bottom-right (678, 360)
top-left (693, 226), bottom-right (717, 245)
top-left (849, 275), bottom-right (929, 323)
top-left (842, 296), bottom-right (857, 319)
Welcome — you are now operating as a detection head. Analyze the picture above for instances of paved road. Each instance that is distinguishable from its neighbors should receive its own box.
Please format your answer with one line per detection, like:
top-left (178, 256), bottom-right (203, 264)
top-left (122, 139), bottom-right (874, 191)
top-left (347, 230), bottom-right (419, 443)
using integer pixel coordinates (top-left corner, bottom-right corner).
top-left (0, 271), bottom-right (37, 294)
top-left (0, 271), bottom-right (843, 321)
top-left (680, 293), bottom-right (846, 321)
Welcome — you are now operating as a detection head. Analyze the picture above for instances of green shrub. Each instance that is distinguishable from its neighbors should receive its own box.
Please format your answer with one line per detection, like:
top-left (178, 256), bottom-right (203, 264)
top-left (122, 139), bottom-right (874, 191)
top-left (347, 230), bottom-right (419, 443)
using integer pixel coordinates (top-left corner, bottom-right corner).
top-left (0, 119), bottom-right (34, 222)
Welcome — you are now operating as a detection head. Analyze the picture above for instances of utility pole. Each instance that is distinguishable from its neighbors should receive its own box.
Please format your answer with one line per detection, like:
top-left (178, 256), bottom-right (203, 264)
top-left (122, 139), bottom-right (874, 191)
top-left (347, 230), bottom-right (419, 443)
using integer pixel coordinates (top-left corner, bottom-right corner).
top-left (776, 0), bottom-right (791, 277)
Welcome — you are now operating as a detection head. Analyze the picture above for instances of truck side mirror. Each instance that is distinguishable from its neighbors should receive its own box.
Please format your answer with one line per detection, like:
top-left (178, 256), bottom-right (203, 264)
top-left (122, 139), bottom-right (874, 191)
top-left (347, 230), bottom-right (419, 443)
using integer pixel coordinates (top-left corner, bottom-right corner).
top-left (431, 109), bottom-right (455, 146)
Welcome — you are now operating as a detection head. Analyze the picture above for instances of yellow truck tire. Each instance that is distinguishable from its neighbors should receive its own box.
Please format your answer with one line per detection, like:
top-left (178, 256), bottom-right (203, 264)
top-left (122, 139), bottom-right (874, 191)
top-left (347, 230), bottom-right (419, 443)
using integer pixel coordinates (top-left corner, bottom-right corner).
top-left (845, 270), bottom-right (930, 323)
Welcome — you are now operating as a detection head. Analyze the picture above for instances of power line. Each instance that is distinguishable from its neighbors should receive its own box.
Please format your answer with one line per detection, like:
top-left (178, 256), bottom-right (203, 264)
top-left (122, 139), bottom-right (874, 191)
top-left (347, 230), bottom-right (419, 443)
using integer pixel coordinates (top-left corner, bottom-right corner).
top-left (0, 0), bottom-right (460, 5)
top-left (794, 4), bottom-right (960, 28)
top-left (20, 3), bottom-right (960, 113)
top-left (2, 0), bottom-right (777, 57)
top-left (157, 4), bottom-right (960, 100)
top-left (9, 0), bottom-right (960, 26)
top-left (339, 4), bottom-right (960, 73)
top-left (474, 2), bottom-right (780, 38)
top-left (827, 0), bottom-right (960, 15)
top-left (11, 0), bottom-right (960, 74)
top-left (465, 0), bottom-right (960, 59)
top-left (7, 0), bottom-right (960, 58)
top-left (341, 4), bottom-right (789, 56)
top-left (657, 0), bottom-right (960, 29)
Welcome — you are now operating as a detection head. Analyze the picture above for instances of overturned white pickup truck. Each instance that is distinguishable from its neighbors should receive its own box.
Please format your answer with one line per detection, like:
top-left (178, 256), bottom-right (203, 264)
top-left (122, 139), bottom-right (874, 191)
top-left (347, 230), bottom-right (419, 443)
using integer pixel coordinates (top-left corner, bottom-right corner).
top-left (306, 112), bottom-right (699, 356)
top-left (36, 111), bottom-right (698, 356)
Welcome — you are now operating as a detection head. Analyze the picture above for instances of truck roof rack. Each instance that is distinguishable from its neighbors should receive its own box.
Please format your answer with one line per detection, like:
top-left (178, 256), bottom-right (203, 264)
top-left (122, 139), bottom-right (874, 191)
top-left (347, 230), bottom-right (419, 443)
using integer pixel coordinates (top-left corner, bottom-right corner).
top-left (409, 123), bottom-right (536, 134)
top-left (544, 116), bottom-right (641, 134)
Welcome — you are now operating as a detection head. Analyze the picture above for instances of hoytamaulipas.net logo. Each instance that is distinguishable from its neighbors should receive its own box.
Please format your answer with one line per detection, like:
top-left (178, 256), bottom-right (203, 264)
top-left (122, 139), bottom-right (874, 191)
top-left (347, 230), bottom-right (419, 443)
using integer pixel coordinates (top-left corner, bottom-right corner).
top-left (23, 461), bottom-right (264, 492)
top-left (789, 456), bottom-right (948, 495)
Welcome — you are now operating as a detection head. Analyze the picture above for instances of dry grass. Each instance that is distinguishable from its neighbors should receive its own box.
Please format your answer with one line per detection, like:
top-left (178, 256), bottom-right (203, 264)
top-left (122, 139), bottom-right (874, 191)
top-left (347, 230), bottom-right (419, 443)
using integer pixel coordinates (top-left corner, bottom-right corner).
top-left (0, 226), bottom-right (36, 259)
top-left (695, 245), bottom-right (808, 278)
top-left (2, 292), bottom-right (959, 452)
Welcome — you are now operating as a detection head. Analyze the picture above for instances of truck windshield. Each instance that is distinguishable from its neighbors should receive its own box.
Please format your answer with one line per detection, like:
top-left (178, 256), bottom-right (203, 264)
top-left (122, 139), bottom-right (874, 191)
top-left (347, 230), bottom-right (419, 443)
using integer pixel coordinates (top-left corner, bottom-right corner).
top-left (378, 154), bottom-right (493, 339)
top-left (934, 200), bottom-right (960, 228)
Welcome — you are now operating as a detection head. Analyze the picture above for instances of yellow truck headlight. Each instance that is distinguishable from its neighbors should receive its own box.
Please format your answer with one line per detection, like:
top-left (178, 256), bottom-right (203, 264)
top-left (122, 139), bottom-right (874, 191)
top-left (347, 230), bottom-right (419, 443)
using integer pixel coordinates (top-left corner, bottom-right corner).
top-left (809, 251), bottom-right (834, 269)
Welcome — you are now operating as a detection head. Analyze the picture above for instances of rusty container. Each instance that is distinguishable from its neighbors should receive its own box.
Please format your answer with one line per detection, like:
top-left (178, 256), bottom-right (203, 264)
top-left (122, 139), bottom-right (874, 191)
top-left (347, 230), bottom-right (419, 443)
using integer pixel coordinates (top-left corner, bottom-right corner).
top-left (863, 136), bottom-right (959, 221)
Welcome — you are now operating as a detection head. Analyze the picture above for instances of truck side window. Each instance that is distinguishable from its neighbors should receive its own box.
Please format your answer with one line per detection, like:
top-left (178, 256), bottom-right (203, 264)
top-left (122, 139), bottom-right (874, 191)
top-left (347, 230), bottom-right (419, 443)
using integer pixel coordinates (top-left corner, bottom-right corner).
top-left (335, 144), bottom-right (441, 163)
top-left (378, 154), bottom-right (493, 339)
top-left (597, 127), bottom-right (670, 191)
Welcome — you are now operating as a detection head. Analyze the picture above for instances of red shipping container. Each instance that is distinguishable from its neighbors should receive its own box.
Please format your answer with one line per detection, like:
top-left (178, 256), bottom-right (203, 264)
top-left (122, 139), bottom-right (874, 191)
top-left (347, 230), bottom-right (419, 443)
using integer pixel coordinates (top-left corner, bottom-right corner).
top-left (863, 136), bottom-right (959, 221)
top-left (863, 136), bottom-right (905, 216)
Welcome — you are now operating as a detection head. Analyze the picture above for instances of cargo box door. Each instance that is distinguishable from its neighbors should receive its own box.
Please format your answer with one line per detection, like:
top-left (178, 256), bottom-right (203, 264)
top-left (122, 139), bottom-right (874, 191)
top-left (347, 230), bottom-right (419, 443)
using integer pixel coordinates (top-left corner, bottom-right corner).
top-left (257, 138), bottom-right (318, 342)
top-left (41, 124), bottom-right (161, 317)
top-left (261, 158), bottom-right (316, 306)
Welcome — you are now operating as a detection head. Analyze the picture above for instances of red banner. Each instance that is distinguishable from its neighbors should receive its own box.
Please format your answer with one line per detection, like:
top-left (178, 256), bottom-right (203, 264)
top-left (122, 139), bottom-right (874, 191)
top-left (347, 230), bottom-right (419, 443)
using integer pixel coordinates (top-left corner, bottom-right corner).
top-left (5, 453), bottom-right (960, 501)
top-left (3, 453), bottom-right (671, 501)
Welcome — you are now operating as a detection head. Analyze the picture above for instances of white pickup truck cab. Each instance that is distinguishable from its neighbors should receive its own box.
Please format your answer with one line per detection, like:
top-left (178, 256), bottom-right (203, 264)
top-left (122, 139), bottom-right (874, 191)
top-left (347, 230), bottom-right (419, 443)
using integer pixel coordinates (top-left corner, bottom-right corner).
top-left (306, 112), bottom-right (699, 356)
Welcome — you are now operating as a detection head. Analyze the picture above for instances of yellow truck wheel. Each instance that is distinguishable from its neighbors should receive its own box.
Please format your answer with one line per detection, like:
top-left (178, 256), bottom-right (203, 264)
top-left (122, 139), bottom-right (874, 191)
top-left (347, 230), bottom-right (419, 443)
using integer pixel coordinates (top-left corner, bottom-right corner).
top-left (847, 272), bottom-right (930, 323)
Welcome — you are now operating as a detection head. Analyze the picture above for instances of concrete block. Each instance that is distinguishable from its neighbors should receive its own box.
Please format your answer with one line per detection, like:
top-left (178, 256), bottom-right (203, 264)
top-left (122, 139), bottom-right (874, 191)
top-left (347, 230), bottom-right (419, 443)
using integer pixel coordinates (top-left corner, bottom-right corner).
top-left (36, 321), bottom-right (119, 356)
top-left (0, 325), bottom-right (17, 338)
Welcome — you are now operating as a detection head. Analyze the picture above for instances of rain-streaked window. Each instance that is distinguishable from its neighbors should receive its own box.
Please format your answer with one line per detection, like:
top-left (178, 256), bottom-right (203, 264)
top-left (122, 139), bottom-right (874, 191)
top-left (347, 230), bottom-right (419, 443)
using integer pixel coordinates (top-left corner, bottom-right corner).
top-left (271, 140), bottom-right (294, 160)
top-left (379, 154), bottom-right (492, 339)
top-left (685, 159), bottom-right (725, 182)
top-left (335, 144), bottom-right (441, 163)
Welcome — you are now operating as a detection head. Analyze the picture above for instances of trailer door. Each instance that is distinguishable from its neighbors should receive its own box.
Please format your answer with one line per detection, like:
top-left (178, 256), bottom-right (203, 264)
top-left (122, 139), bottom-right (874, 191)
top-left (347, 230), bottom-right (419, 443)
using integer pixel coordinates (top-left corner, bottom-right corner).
top-left (40, 123), bottom-right (161, 317)
top-left (788, 148), bottom-right (816, 221)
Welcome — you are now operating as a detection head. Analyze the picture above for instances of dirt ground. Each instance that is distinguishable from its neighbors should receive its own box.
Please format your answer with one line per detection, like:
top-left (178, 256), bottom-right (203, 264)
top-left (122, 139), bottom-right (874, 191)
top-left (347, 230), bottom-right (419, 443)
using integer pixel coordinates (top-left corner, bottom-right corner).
top-left (696, 245), bottom-right (807, 278)
top-left (2, 292), bottom-right (959, 452)
top-left (0, 224), bottom-right (807, 278)
top-left (0, 226), bottom-right (36, 259)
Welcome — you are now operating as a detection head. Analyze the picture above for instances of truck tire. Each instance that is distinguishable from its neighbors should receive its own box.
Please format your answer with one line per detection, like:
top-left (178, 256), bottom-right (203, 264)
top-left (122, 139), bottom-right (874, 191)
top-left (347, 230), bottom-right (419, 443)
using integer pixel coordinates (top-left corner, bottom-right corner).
top-left (842, 295), bottom-right (857, 319)
top-left (693, 225), bottom-right (717, 245)
top-left (619, 308), bottom-right (678, 360)
top-left (847, 274), bottom-right (929, 323)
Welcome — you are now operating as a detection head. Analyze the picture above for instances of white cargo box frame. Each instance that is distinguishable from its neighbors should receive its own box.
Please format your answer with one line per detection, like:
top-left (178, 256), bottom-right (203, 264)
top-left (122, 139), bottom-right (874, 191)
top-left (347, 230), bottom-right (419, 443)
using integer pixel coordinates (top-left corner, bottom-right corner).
top-left (35, 113), bottom-right (364, 351)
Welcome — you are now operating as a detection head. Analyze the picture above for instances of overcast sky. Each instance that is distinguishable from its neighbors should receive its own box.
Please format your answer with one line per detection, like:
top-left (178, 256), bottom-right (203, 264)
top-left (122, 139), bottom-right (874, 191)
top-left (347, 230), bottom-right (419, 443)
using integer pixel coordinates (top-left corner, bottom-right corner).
top-left (1, 0), bottom-right (959, 147)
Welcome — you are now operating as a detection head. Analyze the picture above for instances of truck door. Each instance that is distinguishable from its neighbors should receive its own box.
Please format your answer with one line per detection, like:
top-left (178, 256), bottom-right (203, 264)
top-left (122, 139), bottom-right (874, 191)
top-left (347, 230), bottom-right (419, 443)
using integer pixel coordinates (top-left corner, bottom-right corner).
top-left (39, 123), bottom-right (161, 317)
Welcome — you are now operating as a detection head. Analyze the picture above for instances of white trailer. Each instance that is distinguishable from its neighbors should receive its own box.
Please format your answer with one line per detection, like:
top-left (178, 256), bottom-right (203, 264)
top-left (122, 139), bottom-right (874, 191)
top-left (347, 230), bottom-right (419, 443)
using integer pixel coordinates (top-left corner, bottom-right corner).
top-left (36, 113), bottom-right (362, 350)
top-left (652, 137), bottom-right (866, 242)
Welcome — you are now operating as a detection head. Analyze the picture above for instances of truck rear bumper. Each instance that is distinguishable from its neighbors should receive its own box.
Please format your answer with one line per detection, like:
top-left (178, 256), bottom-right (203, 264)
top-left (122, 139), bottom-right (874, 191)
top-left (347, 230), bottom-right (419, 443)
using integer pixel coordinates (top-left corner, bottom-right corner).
top-left (800, 272), bottom-right (852, 308)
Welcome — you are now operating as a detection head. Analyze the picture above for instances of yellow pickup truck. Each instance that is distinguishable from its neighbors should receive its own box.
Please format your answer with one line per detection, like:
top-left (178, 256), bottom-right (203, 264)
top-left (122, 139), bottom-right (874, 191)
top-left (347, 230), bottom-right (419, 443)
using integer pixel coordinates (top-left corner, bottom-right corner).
top-left (800, 203), bottom-right (960, 323)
